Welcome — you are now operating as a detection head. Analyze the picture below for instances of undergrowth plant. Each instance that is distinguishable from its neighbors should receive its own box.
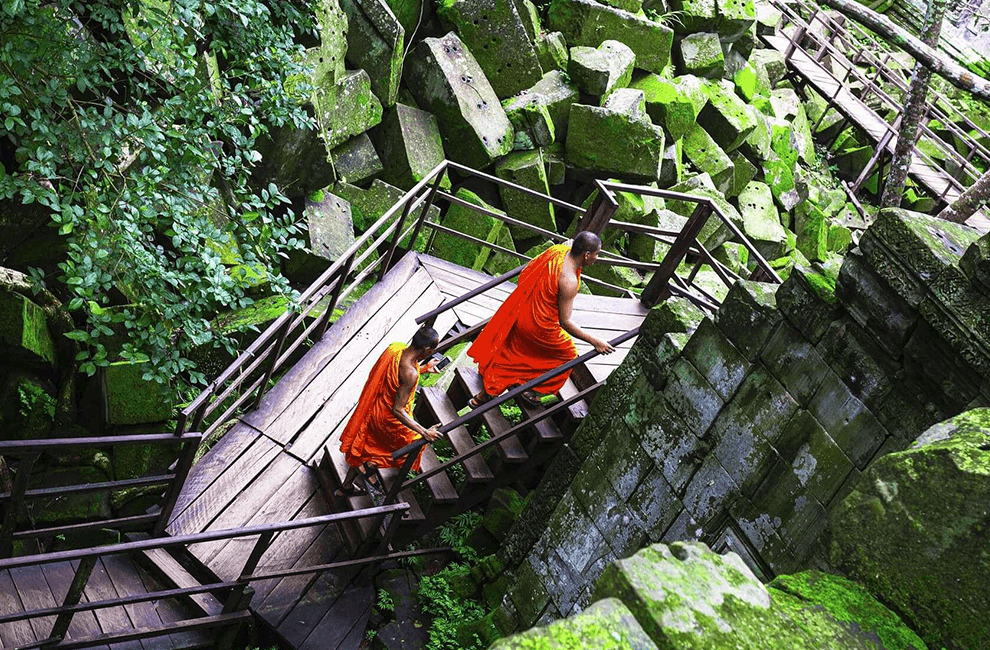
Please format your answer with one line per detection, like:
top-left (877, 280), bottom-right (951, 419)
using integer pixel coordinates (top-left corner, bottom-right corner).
top-left (418, 565), bottom-right (486, 650)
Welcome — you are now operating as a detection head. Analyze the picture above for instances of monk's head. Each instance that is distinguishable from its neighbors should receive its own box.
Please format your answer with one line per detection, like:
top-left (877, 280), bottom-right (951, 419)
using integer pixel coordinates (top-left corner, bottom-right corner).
top-left (572, 231), bottom-right (602, 267)
top-left (411, 325), bottom-right (439, 360)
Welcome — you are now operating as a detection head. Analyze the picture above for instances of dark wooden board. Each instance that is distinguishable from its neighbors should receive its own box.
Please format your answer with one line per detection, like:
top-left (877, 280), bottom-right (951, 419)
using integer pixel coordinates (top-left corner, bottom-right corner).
top-left (261, 268), bottom-right (436, 447)
top-left (134, 548), bottom-right (222, 617)
top-left (79, 559), bottom-right (144, 650)
top-left (419, 387), bottom-right (493, 482)
top-left (99, 555), bottom-right (173, 650)
top-left (514, 400), bottom-right (563, 445)
top-left (9, 565), bottom-right (59, 642)
top-left (130, 564), bottom-right (207, 649)
top-left (298, 584), bottom-right (373, 650)
top-left (244, 252), bottom-right (423, 432)
top-left (454, 368), bottom-right (528, 462)
top-left (273, 566), bottom-right (355, 649)
top-left (0, 569), bottom-right (36, 648)
top-left (328, 602), bottom-right (372, 650)
top-left (39, 561), bottom-right (112, 650)
top-left (417, 446), bottom-right (459, 504)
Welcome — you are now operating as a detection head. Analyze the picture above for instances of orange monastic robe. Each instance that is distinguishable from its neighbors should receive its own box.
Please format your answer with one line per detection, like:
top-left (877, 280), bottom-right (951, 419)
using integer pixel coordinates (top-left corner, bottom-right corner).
top-left (339, 342), bottom-right (424, 470)
top-left (468, 244), bottom-right (579, 396)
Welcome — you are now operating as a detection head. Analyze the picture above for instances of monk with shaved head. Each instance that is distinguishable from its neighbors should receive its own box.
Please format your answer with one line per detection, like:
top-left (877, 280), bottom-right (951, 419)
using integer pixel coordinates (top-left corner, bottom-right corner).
top-left (468, 231), bottom-right (614, 408)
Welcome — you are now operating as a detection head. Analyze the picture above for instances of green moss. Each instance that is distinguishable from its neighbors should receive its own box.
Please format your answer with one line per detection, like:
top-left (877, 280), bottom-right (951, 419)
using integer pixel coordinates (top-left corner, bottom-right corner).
top-left (212, 295), bottom-right (289, 334)
top-left (105, 360), bottom-right (174, 426)
top-left (802, 269), bottom-right (837, 304)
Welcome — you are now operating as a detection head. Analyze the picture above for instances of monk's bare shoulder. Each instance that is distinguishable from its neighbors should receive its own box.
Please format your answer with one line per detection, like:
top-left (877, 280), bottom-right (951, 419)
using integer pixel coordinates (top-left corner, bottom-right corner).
top-left (398, 360), bottom-right (420, 386)
top-left (558, 265), bottom-right (579, 299)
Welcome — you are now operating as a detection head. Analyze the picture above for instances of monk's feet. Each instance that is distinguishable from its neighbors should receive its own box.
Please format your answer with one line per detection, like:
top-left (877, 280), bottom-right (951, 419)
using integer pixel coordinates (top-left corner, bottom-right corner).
top-left (469, 391), bottom-right (492, 408)
top-left (334, 483), bottom-right (367, 498)
top-left (518, 390), bottom-right (543, 408)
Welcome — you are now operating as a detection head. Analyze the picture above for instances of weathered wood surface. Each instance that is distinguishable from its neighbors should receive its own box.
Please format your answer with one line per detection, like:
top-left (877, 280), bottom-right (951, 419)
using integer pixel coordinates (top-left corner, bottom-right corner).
top-left (763, 34), bottom-right (990, 234)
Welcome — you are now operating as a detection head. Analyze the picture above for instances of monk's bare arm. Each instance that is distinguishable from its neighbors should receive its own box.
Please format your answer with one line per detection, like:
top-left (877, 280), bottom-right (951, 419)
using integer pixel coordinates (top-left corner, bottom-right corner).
top-left (392, 365), bottom-right (441, 441)
top-left (558, 273), bottom-right (615, 354)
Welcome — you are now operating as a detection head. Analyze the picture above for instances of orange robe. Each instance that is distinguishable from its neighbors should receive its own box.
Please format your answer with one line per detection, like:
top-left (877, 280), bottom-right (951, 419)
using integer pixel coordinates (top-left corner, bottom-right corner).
top-left (339, 342), bottom-right (424, 470)
top-left (468, 244), bottom-right (579, 396)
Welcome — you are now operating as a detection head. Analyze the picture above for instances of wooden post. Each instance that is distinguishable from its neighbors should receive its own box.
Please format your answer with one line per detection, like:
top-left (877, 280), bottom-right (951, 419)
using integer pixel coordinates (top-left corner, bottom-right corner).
top-left (406, 172), bottom-right (447, 256)
top-left (316, 256), bottom-right (354, 340)
top-left (379, 196), bottom-right (417, 281)
top-left (188, 401), bottom-right (209, 435)
top-left (640, 202), bottom-right (713, 307)
top-left (574, 181), bottom-right (618, 235)
top-left (154, 436), bottom-right (201, 536)
top-left (0, 453), bottom-right (37, 558)
top-left (851, 116), bottom-right (901, 193)
top-left (252, 317), bottom-right (293, 411)
top-left (49, 556), bottom-right (98, 640)
top-left (373, 504), bottom-right (404, 556)
top-left (216, 585), bottom-right (255, 650)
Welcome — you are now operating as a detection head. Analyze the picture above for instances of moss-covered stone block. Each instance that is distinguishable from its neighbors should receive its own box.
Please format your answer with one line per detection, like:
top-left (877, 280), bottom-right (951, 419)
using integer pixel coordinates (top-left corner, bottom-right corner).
top-left (960, 231), bottom-right (990, 294)
top-left (775, 264), bottom-right (841, 344)
top-left (808, 370), bottom-right (887, 470)
top-left (682, 317), bottom-right (749, 402)
top-left (431, 188), bottom-right (505, 269)
top-left (677, 32), bottom-right (724, 79)
top-left (315, 0), bottom-right (348, 83)
top-left (717, 0), bottom-right (755, 41)
top-left (730, 496), bottom-right (800, 575)
top-left (339, 0), bottom-right (403, 106)
top-left (662, 357), bottom-right (724, 436)
top-left (0, 290), bottom-right (56, 368)
top-left (714, 279), bottom-right (781, 361)
top-left (565, 103), bottom-right (665, 181)
top-left (665, 173), bottom-right (740, 250)
top-left (0, 372), bottom-right (55, 440)
top-left (370, 103), bottom-right (447, 190)
top-left (760, 321), bottom-right (828, 407)
top-left (503, 71), bottom-right (579, 147)
top-left (548, 0), bottom-right (673, 74)
top-left (491, 597), bottom-right (659, 650)
top-left (682, 124), bottom-right (734, 195)
top-left (496, 150), bottom-right (556, 239)
top-left (636, 392), bottom-right (706, 493)
top-left (832, 409), bottom-right (990, 650)
top-left (737, 180), bottom-right (787, 260)
top-left (643, 74), bottom-right (709, 141)
top-left (536, 31), bottom-right (570, 73)
top-left (627, 465), bottom-right (682, 542)
top-left (406, 32), bottom-right (514, 167)
top-left (568, 40), bottom-right (635, 101)
top-left (773, 408), bottom-right (854, 506)
top-left (698, 80), bottom-right (757, 153)
top-left (749, 457), bottom-right (829, 558)
top-left (709, 388), bottom-right (778, 497)
top-left (104, 361), bottom-right (173, 426)
top-left (314, 68), bottom-right (383, 151)
top-left (682, 455), bottom-right (739, 525)
top-left (815, 318), bottom-right (894, 411)
top-left (668, 0), bottom-right (716, 33)
top-left (328, 133), bottom-right (382, 184)
top-left (25, 466), bottom-right (112, 525)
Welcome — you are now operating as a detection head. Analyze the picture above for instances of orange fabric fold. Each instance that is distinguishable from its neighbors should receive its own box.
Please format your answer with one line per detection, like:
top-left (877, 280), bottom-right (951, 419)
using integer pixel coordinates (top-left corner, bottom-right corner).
top-left (468, 244), bottom-right (578, 396)
top-left (339, 342), bottom-right (423, 470)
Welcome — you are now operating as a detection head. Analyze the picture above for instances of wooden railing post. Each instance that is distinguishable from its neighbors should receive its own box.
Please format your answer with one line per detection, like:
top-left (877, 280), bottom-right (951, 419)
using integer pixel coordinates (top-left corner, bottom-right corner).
top-left (252, 317), bottom-right (293, 411)
top-left (188, 400), bottom-right (209, 435)
top-left (574, 180), bottom-right (618, 235)
top-left (317, 256), bottom-right (354, 340)
top-left (0, 452), bottom-right (37, 558)
top-left (640, 202), bottom-right (713, 307)
top-left (216, 585), bottom-right (255, 650)
top-left (154, 435), bottom-right (201, 536)
top-left (49, 556), bottom-right (98, 640)
top-left (379, 194), bottom-right (418, 281)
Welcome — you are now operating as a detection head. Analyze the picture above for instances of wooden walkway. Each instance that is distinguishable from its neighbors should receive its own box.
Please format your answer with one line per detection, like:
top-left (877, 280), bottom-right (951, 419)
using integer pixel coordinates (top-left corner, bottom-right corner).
top-left (763, 34), bottom-right (990, 234)
top-left (165, 251), bottom-right (648, 650)
top-left (0, 558), bottom-right (209, 650)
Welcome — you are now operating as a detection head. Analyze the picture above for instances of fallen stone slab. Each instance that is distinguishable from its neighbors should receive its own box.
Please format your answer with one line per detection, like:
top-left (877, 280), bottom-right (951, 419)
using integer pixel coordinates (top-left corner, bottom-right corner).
top-left (697, 79), bottom-right (757, 152)
top-left (567, 40), bottom-right (635, 101)
top-left (490, 598), bottom-right (659, 649)
top-left (437, 0), bottom-right (544, 98)
top-left (329, 133), bottom-right (383, 185)
top-left (496, 150), bottom-right (557, 239)
top-left (370, 103), bottom-right (447, 190)
top-left (682, 123), bottom-right (735, 195)
top-left (678, 32), bottom-right (724, 78)
top-left (667, 173), bottom-right (741, 250)
top-left (749, 48), bottom-right (786, 85)
top-left (734, 60), bottom-right (771, 102)
top-left (406, 32), bottom-right (514, 168)
top-left (630, 74), bottom-right (708, 141)
top-left (728, 150), bottom-right (757, 198)
top-left (536, 31), bottom-right (569, 72)
top-left (549, 0), bottom-right (673, 74)
top-left (566, 101), bottom-right (665, 181)
top-left (716, 0), bottom-right (755, 41)
top-left (315, 0), bottom-right (348, 84)
top-left (503, 70), bottom-right (579, 146)
top-left (0, 290), bottom-right (57, 369)
top-left (668, 0), bottom-right (717, 34)
top-left (314, 68), bottom-right (384, 150)
top-left (285, 190), bottom-right (357, 283)
top-left (738, 180), bottom-right (787, 259)
top-left (340, 0), bottom-right (404, 106)
top-left (432, 188), bottom-right (510, 270)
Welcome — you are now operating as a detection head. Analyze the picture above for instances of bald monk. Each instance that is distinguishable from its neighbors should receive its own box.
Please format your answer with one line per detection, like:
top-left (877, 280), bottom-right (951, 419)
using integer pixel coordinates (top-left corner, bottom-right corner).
top-left (337, 326), bottom-right (443, 496)
top-left (468, 231), bottom-right (614, 408)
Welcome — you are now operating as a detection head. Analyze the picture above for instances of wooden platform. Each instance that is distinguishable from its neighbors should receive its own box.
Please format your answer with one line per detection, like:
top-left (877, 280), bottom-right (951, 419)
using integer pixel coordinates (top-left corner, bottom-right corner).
top-left (763, 34), bottom-right (990, 235)
top-left (165, 252), bottom-right (649, 650)
top-left (0, 558), bottom-right (210, 650)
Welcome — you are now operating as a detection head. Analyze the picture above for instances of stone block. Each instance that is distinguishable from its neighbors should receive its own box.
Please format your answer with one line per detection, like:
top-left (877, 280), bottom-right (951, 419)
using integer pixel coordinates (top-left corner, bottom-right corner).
top-left (104, 361), bottom-right (173, 425)
top-left (903, 318), bottom-right (983, 412)
top-left (774, 409), bottom-right (855, 506)
top-left (874, 376), bottom-right (948, 445)
top-left (714, 280), bottom-right (781, 361)
top-left (663, 358), bottom-right (725, 436)
top-left (737, 180), bottom-right (787, 260)
top-left (438, 0), bottom-right (544, 99)
top-left (571, 461), bottom-right (631, 549)
top-left (315, 0), bottom-right (349, 84)
top-left (808, 370), bottom-right (888, 469)
top-left (960, 231), bottom-right (990, 294)
top-left (775, 265), bottom-right (842, 344)
top-left (285, 190), bottom-right (356, 283)
top-left (254, 114), bottom-right (335, 199)
top-left (749, 457), bottom-right (829, 559)
top-left (601, 88), bottom-right (646, 117)
top-left (682, 318), bottom-right (749, 401)
top-left (628, 466), bottom-right (682, 542)
top-left (314, 69), bottom-right (384, 151)
top-left (760, 321), bottom-right (828, 407)
top-left (370, 103), bottom-right (446, 190)
top-left (710, 400), bottom-right (778, 497)
top-left (503, 70), bottom-right (579, 145)
top-left (637, 74), bottom-right (708, 141)
top-left (589, 423), bottom-right (654, 500)
top-left (536, 31), bottom-right (569, 73)
top-left (329, 133), bottom-right (382, 184)
top-left (727, 150), bottom-right (758, 199)
top-left (729, 497), bottom-right (800, 575)
top-left (431, 188), bottom-right (506, 269)
top-left (681, 455), bottom-right (738, 526)
top-left (495, 151), bottom-right (556, 239)
top-left (567, 40), bottom-right (635, 100)
top-left (0, 290), bottom-right (56, 368)
top-left (733, 61), bottom-right (770, 103)
top-left (923, 267), bottom-right (990, 378)
top-left (340, 0), bottom-right (404, 105)
top-left (870, 207), bottom-right (979, 287)
top-left (490, 598), bottom-right (660, 650)
top-left (716, 0), bottom-right (755, 40)
top-left (565, 103), bottom-right (665, 181)
top-left (682, 124), bottom-right (734, 195)
top-left (835, 249), bottom-right (918, 357)
top-left (659, 508), bottom-right (703, 543)
top-left (815, 318), bottom-right (895, 410)
top-left (677, 33), bottom-right (724, 78)
top-left (665, 174), bottom-right (740, 250)
top-left (697, 80), bottom-right (757, 153)
top-left (793, 201), bottom-right (829, 263)
top-left (507, 560), bottom-right (551, 627)
top-left (749, 48), bottom-right (785, 86)
top-left (636, 394), bottom-right (706, 494)
top-left (548, 0), bottom-right (674, 74)
top-left (668, 0), bottom-right (717, 33)
top-left (406, 32), bottom-right (514, 168)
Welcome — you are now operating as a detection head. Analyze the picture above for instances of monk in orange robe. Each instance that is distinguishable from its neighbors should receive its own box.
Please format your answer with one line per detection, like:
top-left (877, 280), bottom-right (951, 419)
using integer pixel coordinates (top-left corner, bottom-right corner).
top-left (468, 231), bottom-right (614, 407)
top-left (337, 326), bottom-right (442, 496)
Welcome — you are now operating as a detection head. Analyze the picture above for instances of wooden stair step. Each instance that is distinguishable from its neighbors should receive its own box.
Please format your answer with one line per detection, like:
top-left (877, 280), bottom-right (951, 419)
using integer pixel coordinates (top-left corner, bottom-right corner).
top-left (378, 468), bottom-right (426, 522)
top-left (454, 367), bottom-right (528, 463)
top-left (514, 399), bottom-right (564, 445)
top-left (559, 378), bottom-right (590, 420)
top-left (318, 446), bottom-right (386, 548)
top-left (420, 386), bottom-right (494, 482)
top-left (126, 534), bottom-right (223, 617)
top-left (417, 445), bottom-right (460, 504)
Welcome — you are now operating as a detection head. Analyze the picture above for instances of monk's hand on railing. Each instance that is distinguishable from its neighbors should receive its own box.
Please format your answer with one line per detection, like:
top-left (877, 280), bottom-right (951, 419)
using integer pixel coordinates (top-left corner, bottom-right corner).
top-left (591, 337), bottom-right (616, 355)
top-left (420, 424), bottom-right (442, 442)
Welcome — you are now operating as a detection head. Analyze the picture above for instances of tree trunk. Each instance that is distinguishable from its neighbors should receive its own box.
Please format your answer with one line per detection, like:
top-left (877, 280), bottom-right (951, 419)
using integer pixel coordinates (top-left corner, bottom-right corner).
top-left (819, 0), bottom-right (990, 101)
top-left (938, 169), bottom-right (990, 224)
top-left (880, 0), bottom-right (949, 208)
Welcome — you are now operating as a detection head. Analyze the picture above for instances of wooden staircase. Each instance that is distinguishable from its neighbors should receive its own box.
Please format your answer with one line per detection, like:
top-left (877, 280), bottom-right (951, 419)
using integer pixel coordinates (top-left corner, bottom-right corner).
top-left (315, 363), bottom-right (591, 552)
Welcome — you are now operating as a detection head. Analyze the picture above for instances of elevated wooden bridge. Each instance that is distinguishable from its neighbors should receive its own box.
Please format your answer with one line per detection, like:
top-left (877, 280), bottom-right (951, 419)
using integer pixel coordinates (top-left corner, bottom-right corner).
top-left (767, 0), bottom-right (990, 234)
top-left (0, 162), bottom-right (781, 650)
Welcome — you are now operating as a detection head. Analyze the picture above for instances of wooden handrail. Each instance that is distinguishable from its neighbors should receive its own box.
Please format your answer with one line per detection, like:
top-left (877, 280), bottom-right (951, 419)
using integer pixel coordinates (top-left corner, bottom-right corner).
top-left (0, 433), bottom-right (202, 452)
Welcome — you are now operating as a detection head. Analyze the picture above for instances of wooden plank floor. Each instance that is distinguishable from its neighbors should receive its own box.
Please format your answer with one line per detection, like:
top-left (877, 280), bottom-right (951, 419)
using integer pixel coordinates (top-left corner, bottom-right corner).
top-left (763, 34), bottom-right (990, 235)
top-left (164, 251), bottom-right (649, 650)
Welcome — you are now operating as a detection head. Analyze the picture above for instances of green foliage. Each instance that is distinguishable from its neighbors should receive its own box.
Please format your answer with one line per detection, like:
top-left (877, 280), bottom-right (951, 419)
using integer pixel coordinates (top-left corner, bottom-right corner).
top-left (376, 588), bottom-right (395, 613)
top-left (418, 564), bottom-right (486, 650)
top-left (500, 402), bottom-right (522, 426)
top-left (17, 382), bottom-right (55, 419)
top-left (438, 510), bottom-right (482, 562)
top-left (0, 0), bottom-right (317, 387)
